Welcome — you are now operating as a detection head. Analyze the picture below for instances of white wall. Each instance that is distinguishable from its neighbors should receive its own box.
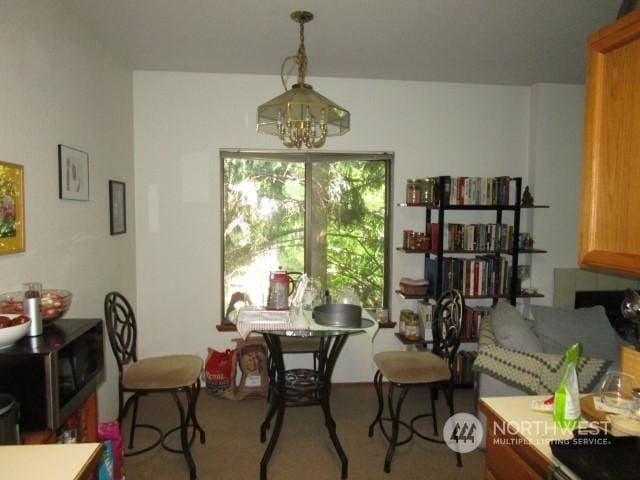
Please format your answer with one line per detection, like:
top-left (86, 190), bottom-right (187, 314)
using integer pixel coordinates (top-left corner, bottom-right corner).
top-left (133, 71), bottom-right (546, 381)
top-left (527, 84), bottom-right (586, 305)
top-left (0, 2), bottom-right (135, 421)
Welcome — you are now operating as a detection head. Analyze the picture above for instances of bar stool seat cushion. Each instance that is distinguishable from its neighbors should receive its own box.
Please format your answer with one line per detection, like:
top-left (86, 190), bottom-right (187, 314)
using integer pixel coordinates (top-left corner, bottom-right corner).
top-left (373, 351), bottom-right (450, 385)
top-left (123, 354), bottom-right (203, 390)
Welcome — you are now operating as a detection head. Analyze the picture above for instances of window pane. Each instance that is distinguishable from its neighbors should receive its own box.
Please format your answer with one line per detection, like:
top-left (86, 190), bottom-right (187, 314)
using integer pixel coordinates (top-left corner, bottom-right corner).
top-left (223, 158), bottom-right (305, 320)
top-left (309, 160), bottom-right (387, 308)
top-left (222, 152), bottom-right (391, 323)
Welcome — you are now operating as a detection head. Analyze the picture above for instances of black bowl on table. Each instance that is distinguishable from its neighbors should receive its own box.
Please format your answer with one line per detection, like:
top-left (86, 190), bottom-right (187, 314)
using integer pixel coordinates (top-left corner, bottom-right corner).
top-left (313, 304), bottom-right (363, 328)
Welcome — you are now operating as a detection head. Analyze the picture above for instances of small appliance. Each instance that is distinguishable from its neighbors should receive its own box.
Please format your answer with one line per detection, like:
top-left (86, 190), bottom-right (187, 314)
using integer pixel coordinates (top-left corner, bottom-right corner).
top-left (267, 271), bottom-right (295, 310)
top-left (0, 318), bottom-right (104, 431)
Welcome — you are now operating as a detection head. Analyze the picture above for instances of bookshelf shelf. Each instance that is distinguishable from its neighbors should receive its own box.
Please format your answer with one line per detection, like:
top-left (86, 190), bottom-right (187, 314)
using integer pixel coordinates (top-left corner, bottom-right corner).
top-left (398, 203), bottom-right (518, 211)
top-left (395, 290), bottom-right (544, 300)
top-left (396, 247), bottom-right (547, 255)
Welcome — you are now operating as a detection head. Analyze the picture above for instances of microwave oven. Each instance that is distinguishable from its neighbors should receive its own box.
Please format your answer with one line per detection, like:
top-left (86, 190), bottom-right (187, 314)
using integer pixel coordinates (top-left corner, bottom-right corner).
top-left (0, 318), bottom-right (104, 431)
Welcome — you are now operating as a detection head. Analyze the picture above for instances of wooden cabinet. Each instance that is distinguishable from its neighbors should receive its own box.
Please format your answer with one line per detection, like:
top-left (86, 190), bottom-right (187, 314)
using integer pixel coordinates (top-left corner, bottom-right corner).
top-left (481, 403), bottom-right (548, 480)
top-left (579, 10), bottom-right (640, 276)
top-left (478, 396), bottom-right (569, 480)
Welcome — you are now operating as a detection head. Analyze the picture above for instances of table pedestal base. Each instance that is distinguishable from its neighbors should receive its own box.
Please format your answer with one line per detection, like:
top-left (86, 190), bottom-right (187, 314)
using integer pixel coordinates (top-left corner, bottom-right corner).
top-left (259, 333), bottom-right (350, 480)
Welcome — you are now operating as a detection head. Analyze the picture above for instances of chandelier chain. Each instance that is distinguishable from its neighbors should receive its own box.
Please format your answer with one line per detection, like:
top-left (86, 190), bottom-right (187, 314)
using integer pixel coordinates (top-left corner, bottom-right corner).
top-left (296, 21), bottom-right (307, 85)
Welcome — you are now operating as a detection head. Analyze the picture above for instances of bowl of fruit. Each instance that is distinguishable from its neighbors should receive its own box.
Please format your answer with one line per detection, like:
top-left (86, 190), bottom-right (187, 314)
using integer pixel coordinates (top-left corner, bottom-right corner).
top-left (0, 289), bottom-right (72, 322)
top-left (0, 314), bottom-right (31, 349)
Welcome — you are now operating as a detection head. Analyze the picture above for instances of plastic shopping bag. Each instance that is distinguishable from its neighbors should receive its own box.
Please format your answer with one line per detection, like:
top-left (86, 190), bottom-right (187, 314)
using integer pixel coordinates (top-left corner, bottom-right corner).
top-left (553, 342), bottom-right (582, 429)
top-left (98, 421), bottom-right (123, 480)
top-left (205, 348), bottom-right (234, 396)
top-left (98, 440), bottom-right (114, 480)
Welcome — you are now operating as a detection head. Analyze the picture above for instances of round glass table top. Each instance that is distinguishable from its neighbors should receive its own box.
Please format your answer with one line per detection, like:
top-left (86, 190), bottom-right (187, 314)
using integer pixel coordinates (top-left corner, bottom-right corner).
top-left (257, 318), bottom-right (375, 337)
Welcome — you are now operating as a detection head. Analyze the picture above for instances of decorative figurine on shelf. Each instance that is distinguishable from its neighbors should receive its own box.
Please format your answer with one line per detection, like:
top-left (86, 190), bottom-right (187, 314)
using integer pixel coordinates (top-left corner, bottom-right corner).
top-left (524, 235), bottom-right (534, 250)
top-left (522, 186), bottom-right (534, 207)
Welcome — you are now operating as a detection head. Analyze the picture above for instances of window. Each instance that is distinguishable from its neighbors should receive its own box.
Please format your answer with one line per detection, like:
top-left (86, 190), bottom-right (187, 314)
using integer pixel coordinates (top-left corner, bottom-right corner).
top-left (221, 150), bottom-right (392, 322)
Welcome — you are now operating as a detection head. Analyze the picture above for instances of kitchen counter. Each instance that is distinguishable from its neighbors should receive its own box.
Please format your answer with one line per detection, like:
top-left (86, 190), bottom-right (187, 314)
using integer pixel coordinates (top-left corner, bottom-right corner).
top-left (0, 443), bottom-right (102, 479)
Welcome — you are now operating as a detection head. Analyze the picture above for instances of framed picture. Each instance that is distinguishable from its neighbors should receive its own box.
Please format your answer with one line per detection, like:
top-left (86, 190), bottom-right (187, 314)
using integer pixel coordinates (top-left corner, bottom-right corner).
top-left (58, 144), bottom-right (89, 200)
top-left (0, 161), bottom-right (25, 255)
top-left (109, 180), bottom-right (126, 235)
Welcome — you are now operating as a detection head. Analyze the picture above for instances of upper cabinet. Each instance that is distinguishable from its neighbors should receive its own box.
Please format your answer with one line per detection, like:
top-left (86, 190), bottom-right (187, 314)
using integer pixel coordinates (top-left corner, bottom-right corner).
top-left (579, 10), bottom-right (640, 277)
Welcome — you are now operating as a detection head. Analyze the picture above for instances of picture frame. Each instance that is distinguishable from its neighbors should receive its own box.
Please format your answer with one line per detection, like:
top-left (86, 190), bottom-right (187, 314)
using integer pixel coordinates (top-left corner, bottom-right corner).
top-left (109, 180), bottom-right (126, 235)
top-left (58, 144), bottom-right (89, 201)
top-left (0, 161), bottom-right (25, 255)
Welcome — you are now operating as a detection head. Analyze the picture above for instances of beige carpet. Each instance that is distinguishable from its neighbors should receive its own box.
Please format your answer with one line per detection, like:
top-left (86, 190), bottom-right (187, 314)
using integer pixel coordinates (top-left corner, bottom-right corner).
top-left (122, 384), bottom-right (485, 480)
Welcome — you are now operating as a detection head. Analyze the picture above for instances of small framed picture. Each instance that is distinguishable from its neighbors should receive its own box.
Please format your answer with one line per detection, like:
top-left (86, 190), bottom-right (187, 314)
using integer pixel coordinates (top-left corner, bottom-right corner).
top-left (109, 180), bottom-right (126, 235)
top-left (58, 145), bottom-right (89, 201)
top-left (0, 161), bottom-right (25, 255)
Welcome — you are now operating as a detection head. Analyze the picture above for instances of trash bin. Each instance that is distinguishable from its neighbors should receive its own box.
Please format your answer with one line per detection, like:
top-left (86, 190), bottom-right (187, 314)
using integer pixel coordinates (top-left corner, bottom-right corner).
top-left (0, 393), bottom-right (20, 445)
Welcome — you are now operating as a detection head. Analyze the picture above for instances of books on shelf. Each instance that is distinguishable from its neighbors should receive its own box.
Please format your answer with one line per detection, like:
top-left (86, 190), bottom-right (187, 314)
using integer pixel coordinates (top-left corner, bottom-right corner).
top-left (416, 302), bottom-right (487, 343)
top-left (422, 176), bottom-right (514, 207)
top-left (430, 222), bottom-right (513, 252)
top-left (461, 306), bottom-right (490, 341)
top-left (425, 256), bottom-right (510, 297)
top-left (454, 350), bottom-right (478, 385)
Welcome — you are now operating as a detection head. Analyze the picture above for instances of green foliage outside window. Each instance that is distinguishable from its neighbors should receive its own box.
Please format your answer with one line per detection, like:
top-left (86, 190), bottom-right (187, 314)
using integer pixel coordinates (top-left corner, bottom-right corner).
top-left (223, 153), bottom-right (389, 318)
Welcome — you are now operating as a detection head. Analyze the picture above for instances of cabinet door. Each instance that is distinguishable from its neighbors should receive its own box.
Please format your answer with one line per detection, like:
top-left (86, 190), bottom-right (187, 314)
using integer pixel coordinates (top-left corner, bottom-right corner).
top-left (579, 10), bottom-right (640, 276)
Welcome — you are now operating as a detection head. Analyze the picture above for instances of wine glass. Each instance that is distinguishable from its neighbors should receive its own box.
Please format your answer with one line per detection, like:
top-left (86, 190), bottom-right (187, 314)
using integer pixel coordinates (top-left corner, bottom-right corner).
top-left (599, 371), bottom-right (635, 411)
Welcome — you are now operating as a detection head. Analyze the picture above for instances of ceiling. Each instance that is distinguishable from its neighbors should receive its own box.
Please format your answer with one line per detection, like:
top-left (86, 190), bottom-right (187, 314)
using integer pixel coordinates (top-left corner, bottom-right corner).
top-left (63, 0), bottom-right (621, 86)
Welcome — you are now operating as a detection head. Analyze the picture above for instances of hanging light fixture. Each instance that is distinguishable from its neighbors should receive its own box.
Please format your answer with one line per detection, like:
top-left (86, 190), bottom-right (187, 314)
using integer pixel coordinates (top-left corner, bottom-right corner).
top-left (256, 11), bottom-right (350, 149)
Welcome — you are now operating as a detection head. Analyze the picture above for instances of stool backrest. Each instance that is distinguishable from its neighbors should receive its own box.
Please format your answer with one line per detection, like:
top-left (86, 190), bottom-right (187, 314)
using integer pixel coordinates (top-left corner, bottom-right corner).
top-left (432, 289), bottom-right (465, 373)
top-left (104, 291), bottom-right (138, 373)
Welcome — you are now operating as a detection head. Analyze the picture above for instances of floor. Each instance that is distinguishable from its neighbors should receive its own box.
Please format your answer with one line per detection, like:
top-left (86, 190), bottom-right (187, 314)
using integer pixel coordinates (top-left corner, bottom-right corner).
top-left (121, 384), bottom-right (486, 480)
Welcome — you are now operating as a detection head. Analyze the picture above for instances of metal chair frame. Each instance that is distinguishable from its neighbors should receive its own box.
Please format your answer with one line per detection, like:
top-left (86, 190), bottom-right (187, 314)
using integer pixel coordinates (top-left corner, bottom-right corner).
top-left (368, 289), bottom-right (465, 473)
top-left (104, 291), bottom-right (206, 480)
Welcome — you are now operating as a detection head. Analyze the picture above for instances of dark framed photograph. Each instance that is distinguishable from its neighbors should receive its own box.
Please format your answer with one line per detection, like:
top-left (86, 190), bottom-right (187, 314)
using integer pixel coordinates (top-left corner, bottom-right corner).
top-left (58, 145), bottom-right (89, 201)
top-left (109, 180), bottom-right (126, 235)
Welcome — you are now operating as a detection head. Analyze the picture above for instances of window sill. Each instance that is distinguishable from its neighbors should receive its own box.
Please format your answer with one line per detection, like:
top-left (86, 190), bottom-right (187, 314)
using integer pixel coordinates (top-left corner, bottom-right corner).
top-left (216, 324), bottom-right (238, 332)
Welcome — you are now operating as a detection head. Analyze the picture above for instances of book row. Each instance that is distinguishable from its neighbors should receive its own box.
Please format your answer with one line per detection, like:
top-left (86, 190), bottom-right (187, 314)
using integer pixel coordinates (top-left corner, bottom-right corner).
top-left (418, 176), bottom-right (513, 206)
top-left (454, 350), bottom-right (478, 385)
top-left (416, 301), bottom-right (488, 342)
top-left (429, 222), bottom-right (514, 252)
top-left (425, 256), bottom-right (511, 298)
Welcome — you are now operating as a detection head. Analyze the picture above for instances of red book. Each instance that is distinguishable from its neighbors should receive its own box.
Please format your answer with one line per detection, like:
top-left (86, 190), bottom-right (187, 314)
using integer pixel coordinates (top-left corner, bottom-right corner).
top-left (464, 260), bottom-right (471, 296)
top-left (430, 223), bottom-right (440, 250)
top-left (458, 177), bottom-right (466, 205)
top-left (473, 261), bottom-right (480, 296)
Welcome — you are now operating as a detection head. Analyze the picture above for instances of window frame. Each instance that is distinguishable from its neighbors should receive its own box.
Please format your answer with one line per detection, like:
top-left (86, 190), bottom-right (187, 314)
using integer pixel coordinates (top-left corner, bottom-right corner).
top-left (220, 149), bottom-right (394, 319)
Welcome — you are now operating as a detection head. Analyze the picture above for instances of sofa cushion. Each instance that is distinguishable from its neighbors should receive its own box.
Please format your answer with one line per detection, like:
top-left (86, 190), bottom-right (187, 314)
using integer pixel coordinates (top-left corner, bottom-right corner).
top-left (491, 299), bottom-right (543, 352)
top-left (531, 305), bottom-right (619, 361)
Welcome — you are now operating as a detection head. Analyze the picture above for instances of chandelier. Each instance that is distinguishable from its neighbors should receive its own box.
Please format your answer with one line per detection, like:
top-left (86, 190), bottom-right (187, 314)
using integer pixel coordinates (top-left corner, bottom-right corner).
top-left (256, 11), bottom-right (350, 149)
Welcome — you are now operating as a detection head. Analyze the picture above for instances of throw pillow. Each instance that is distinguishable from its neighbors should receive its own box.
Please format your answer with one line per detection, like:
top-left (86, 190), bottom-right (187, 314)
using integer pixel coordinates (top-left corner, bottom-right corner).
top-left (491, 299), bottom-right (543, 352)
top-left (531, 305), bottom-right (619, 360)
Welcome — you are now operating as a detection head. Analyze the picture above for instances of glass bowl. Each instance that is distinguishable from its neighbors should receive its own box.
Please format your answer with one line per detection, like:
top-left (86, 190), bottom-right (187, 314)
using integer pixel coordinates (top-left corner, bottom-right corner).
top-left (0, 314), bottom-right (31, 349)
top-left (0, 289), bottom-right (72, 321)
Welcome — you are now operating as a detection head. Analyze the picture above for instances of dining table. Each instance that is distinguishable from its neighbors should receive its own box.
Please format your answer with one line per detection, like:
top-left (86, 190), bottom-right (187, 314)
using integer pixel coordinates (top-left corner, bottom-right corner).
top-left (236, 306), bottom-right (378, 480)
